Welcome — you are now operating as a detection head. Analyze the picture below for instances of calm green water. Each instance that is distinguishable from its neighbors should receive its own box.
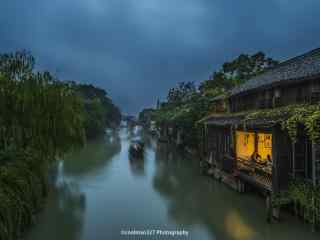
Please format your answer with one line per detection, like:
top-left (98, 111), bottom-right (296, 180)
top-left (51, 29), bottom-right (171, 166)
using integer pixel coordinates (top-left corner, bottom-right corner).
top-left (26, 127), bottom-right (319, 240)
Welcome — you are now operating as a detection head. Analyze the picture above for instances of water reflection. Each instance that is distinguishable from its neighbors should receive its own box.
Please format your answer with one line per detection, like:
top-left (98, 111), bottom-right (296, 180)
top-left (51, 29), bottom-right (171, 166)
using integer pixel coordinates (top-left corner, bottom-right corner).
top-left (63, 129), bottom-right (121, 176)
top-left (153, 143), bottom-right (319, 240)
top-left (27, 174), bottom-right (86, 240)
top-left (129, 156), bottom-right (146, 177)
top-left (140, 130), bottom-right (154, 148)
top-left (126, 125), bottom-right (144, 141)
top-left (27, 129), bottom-right (320, 240)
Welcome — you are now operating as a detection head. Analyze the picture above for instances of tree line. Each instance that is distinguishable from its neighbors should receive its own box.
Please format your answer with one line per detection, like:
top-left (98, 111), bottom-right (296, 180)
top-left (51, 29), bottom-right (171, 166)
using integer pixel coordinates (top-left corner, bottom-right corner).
top-left (72, 82), bottom-right (121, 139)
top-left (139, 52), bottom-right (278, 149)
top-left (0, 50), bottom-right (121, 239)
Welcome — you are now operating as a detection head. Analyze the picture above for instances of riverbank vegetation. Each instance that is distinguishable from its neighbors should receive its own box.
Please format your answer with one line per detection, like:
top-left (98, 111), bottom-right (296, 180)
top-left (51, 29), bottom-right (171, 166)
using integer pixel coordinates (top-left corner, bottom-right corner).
top-left (74, 83), bottom-right (121, 139)
top-left (0, 51), bottom-right (120, 239)
top-left (272, 181), bottom-right (320, 228)
top-left (143, 50), bottom-right (320, 229)
top-left (144, 52), bottom-right (278, 150)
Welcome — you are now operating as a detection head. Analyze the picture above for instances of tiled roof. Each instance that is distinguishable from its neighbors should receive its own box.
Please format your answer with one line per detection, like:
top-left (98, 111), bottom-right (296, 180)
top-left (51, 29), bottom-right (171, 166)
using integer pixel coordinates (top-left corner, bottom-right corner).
top-left (231, 48), bottom-right (320, 96)
top-left (212, 94), bottom-right (226, 101)
top-left (205, 116), bottom-right (242, 126)
top-left (198, 112), bottom-right (245, 125)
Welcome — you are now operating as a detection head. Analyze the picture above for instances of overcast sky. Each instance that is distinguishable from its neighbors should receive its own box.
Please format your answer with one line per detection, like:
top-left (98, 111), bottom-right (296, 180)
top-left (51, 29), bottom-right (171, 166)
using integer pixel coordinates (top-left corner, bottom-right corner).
top-left (1, 0), bottom-right (319, 114)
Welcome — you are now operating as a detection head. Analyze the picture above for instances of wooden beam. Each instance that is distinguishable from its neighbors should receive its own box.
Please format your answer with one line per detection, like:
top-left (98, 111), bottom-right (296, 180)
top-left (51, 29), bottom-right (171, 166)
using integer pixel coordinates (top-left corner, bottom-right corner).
top-left (312, 141), bottom-right (316, 186)
top-left (311, 136), bottom-right (317, 230)
top-left (305, 140), bottom-right (308, 178)
top-left (254, 132), bottom-right (258, 155)
top-left (272, 127), bottom-right (279, 193)
top-left (292, 142), bottom-right (296, 178)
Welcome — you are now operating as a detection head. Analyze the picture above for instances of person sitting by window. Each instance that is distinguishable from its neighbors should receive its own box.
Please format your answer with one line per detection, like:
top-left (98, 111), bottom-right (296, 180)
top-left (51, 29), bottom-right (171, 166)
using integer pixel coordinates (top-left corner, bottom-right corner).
top-left (251, 151), bottom-right (261, 162)
top-left (250, 152), bottom-right (261, 173)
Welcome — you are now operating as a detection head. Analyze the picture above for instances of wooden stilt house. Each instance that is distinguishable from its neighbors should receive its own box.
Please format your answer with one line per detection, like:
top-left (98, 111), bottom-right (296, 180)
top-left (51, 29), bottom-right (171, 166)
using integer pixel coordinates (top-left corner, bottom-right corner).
top-left (201, 48), bottom-right (320, 194)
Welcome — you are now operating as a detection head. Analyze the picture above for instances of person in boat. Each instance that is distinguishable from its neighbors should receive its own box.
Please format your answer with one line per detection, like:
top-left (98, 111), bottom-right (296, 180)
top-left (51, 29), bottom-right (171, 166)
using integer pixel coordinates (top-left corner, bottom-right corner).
top-left (129, 140), bottom-right (145, 158)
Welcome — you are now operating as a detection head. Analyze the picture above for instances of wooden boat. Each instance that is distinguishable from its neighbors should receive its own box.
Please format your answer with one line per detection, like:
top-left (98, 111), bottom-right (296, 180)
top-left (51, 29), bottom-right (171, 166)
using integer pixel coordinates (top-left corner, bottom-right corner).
top-left (129, 140), bottom-right (145, 158)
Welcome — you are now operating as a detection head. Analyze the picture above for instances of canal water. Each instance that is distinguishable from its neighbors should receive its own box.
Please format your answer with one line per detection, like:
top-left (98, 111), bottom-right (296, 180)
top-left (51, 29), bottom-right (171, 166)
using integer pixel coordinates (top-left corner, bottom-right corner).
top-left (26, 127), bottom-right (319, 240)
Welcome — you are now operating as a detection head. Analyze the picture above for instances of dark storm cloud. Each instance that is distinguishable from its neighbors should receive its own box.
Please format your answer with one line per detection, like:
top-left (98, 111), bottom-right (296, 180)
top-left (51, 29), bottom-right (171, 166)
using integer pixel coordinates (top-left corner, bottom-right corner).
top-left (1, 0), bottom-right (320, 114)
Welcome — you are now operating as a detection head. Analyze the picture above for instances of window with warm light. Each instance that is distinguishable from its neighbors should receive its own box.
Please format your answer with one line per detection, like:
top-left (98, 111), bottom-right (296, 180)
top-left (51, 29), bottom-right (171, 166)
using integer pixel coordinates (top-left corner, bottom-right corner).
top-left (257, 133), bottom-right (272, 162)
top-left (236, 131), bottom-right (272, 162)
top-left (236, 131), bottom-right (255, 160)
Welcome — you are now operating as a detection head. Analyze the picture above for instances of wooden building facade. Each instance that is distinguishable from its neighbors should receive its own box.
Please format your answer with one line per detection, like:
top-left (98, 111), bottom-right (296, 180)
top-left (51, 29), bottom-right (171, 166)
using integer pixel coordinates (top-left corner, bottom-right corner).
top-left (201, 48), bottom-right (320, 195)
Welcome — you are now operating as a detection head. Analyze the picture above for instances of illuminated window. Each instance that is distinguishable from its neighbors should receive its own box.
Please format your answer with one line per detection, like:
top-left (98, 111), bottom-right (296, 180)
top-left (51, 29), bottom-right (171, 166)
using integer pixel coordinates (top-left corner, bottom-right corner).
top-left (257, 133), bottom-right (272, 162)
top-left (236, 131), bottom-right (272, 162)
top-left (236, 131), bottom-right (255, 160)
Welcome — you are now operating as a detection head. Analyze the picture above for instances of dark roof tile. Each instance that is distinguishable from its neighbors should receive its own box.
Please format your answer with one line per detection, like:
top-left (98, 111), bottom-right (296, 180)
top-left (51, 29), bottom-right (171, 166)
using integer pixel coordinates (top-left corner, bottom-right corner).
top-left (231, 48), bottom-right (320, 96)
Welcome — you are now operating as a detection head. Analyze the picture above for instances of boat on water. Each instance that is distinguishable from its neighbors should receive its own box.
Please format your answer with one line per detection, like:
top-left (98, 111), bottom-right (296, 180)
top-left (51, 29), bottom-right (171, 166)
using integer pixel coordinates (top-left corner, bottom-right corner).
top-left (129, 140), bottom-right (145, 158)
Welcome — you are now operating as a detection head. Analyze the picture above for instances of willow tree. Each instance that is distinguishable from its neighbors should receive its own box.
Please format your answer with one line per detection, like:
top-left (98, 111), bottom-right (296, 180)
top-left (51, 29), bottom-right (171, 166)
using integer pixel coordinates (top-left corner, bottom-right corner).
top-left (0, 51), bottom-right (85, 161)
top-left (0, 51), bottom-right (86, 239)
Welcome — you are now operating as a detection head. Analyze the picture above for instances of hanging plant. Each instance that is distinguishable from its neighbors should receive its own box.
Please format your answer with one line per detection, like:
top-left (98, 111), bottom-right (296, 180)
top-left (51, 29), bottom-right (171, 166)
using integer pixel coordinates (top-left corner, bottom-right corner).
top-left (305, 110), bottom-right (320, 142)
top-left (243, 104), bottom-right (320, 143)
